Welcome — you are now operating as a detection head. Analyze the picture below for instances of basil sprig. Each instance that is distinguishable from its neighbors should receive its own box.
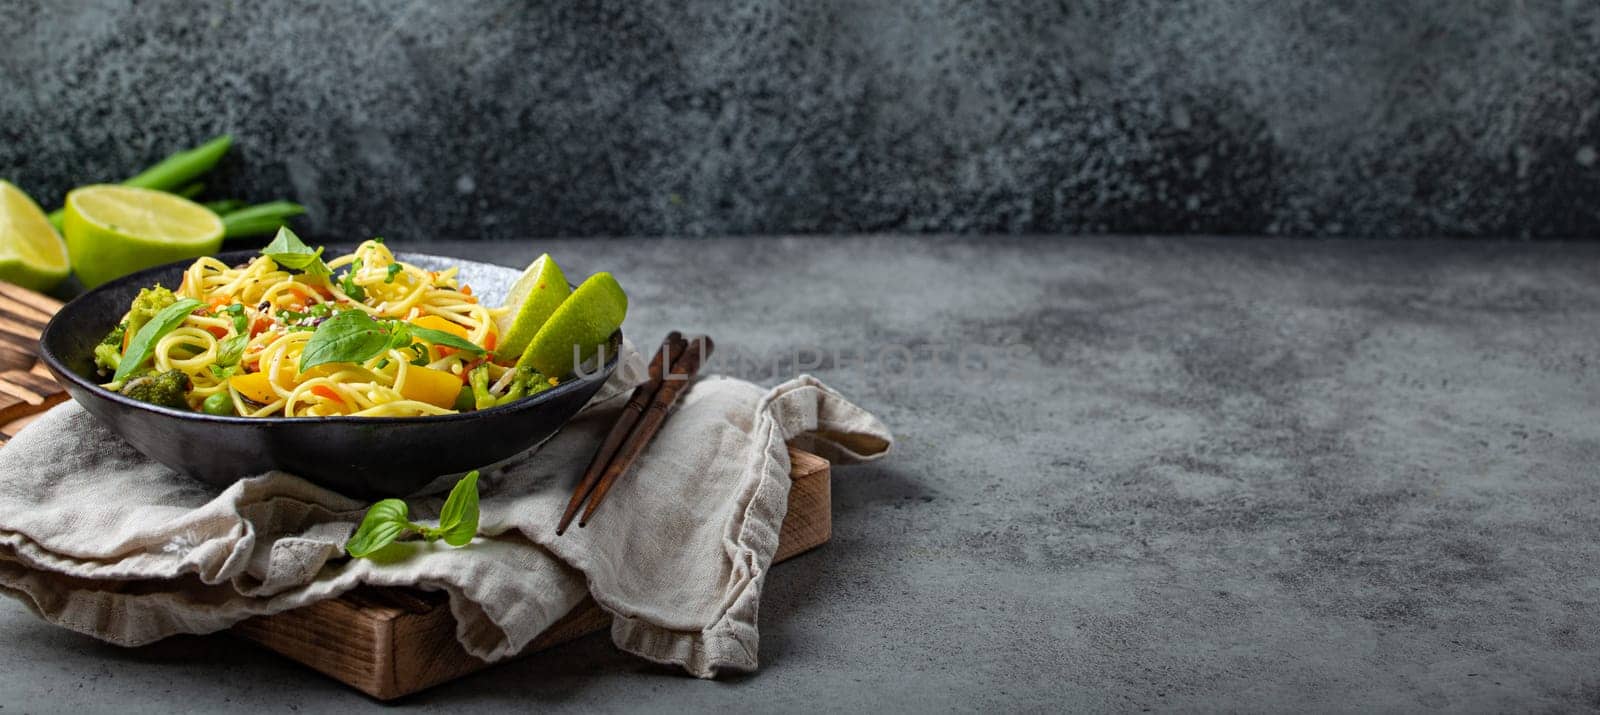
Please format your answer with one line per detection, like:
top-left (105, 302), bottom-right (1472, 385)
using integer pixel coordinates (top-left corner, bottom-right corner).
top-left (113, 298), bottom-right (203, 382)
top-left (345, 471), bottom-right (480, 558)
top-left (299, 310), bottom-right (485, 372)
top-left (208, 333), bottom-right (250, 379)
top-left (261, 227), bottom-right (330, 278)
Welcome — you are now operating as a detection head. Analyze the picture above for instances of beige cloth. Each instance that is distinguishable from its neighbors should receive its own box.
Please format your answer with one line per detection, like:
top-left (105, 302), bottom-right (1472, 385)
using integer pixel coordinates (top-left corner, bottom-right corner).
top-left (0, 364), bottom-right (891, 677)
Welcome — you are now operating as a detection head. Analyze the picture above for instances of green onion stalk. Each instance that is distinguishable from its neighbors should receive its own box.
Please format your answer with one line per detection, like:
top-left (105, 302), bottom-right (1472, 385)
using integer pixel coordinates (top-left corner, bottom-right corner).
top-left (47, 135), bottom-right (233, 230)
top-left (219, 201), bottom-right (307, 238)
top-left (45, 134), bottom-right (306, 238)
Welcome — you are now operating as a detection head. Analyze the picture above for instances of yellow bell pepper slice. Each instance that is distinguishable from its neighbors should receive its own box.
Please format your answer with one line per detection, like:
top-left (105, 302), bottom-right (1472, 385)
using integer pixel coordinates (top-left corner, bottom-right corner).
top-left (399, 365), bottom-right (463, 408)
top-left (228, 372), bottom-right (278, 403)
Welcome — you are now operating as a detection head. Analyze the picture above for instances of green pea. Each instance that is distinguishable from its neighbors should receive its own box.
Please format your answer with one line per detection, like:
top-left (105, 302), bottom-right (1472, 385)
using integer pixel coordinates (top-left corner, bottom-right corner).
top-left (202, 391), bottom-right (236, 416)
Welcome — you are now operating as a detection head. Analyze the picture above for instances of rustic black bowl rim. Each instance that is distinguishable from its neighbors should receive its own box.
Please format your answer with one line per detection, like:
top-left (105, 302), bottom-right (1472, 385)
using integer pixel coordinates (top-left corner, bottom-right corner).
top-left (37, 249), bottom-right (621, 425)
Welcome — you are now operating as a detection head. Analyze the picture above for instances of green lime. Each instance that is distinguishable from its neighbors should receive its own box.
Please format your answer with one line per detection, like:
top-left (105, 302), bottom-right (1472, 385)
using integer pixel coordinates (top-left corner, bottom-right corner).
top-left (0, 181), bottom-right (71, 292)
top-left (63, 185), bottom-right (224, 288)
top-left (516, 272), bottom-right (627, 377)
top-left (493, 253), bottom-right (570, 361)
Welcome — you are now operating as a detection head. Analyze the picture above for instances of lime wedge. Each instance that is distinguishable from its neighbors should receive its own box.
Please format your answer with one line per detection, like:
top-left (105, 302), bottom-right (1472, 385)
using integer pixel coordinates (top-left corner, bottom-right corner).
top-left (516, 272), bottom-right (627, 377)
top-left (0, 181), bottom-right (71, 292)
top-left (64, 185), bottom-right (224, 288)
top-left (493, 253), bottom-right (570, 361)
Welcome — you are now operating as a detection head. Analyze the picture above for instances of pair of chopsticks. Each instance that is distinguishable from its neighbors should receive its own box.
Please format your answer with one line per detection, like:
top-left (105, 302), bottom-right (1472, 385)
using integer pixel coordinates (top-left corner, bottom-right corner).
top-left (556, 331), bottom-right (713, 534)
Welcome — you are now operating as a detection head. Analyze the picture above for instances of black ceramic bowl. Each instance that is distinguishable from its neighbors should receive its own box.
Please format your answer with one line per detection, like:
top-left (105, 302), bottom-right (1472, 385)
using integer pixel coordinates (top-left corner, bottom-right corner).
top-left (38, 249), bottom-right (620, 498)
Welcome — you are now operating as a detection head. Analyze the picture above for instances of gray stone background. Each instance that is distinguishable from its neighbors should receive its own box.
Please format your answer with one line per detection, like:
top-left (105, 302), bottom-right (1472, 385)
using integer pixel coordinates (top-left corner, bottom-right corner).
top-left (3, 0), bottom-right (1599, 240)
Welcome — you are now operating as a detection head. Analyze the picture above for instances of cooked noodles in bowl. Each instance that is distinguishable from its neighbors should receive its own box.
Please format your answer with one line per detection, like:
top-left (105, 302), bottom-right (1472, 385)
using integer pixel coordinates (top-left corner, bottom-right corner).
top-left (95, 236), bottom-right (564, 418)
top-left (40, 242), bottom-right (625, 493)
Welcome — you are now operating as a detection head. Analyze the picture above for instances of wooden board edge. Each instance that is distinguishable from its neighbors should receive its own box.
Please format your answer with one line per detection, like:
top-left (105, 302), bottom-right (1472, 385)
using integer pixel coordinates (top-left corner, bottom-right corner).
top-left (231, 594), bottom-right (397, 696)
top-left (776, 448), bottom-right (831, 562)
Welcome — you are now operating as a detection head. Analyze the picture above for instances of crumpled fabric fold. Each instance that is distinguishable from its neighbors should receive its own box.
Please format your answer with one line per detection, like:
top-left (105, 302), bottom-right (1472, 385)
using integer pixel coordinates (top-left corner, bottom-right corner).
top-left (0, 362), bottom-right (891, 677)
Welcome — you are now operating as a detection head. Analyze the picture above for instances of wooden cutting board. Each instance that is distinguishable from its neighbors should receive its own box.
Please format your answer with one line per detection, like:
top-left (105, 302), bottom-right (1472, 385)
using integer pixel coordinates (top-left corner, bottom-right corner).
top-left (0, 281), bottom-right (833, 700)
top-left (0, 283), bottom-right (68, 442)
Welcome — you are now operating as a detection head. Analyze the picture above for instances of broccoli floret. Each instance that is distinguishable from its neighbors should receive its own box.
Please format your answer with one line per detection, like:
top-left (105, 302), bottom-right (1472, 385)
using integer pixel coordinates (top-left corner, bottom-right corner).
top-left (469, 365), bottom-right (496, 411)
top-left (494, 366), bottom-right (551, 406)
top-left (93, 322), bottom-right (128, 374)
top-left (124, 285), bottom-right (178, 337)
top-left (94, 286), bottom-right (179, 376)
top-left (121, 369), bottom-right (192, 410)
top-left (525, 370), bottom-right (553, 395)
top-left (465, 365), bottom-right (554, 411)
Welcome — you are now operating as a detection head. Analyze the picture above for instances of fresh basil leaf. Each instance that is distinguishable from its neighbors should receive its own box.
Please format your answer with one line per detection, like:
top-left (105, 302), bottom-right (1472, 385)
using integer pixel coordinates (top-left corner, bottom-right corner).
top-left (385, 264), bottom-right (402, 283)
top-left (345, 499), bottom-right (410, 558)
top-left (299, 310), bottom-right (391, 372)
top-left (345, 472), bottom-right (481, 559)
top-left (407, 325), bottom-right (485, 354)
top-left (437, 471), bottom-right (480, 547)
top-left (113, 298), bottom-right (203, 382)
top-left (261, 227), bottom-right (331, 278)
top-left (215, 333), bottom-right (249, 367)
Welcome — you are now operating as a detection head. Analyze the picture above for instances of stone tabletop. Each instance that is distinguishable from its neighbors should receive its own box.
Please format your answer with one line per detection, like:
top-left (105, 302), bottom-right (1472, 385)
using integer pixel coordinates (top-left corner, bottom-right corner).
top-left (1, 236), bottom-right (1596, 712)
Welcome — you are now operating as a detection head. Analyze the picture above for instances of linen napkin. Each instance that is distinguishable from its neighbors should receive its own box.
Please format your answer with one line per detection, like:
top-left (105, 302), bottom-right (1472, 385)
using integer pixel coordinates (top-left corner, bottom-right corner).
top-left (0, 356), bottom-right (891, 677)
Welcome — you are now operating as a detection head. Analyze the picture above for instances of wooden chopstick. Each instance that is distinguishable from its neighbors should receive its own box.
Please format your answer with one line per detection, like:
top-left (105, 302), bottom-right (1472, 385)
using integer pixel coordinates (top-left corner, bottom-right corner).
top-left (555, 331), bottom-right (685, 534)
top-left (576, 334), bottom-right (713, 529)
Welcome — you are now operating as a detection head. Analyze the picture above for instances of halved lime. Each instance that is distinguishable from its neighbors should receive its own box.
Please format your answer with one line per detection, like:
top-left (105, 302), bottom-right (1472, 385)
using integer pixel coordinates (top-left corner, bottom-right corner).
top-left (64, 185), bottom-right (224, 288)
top-left (0, 181), bottom-right (71, 292)
top-left (493, 253), bottom-right (570, 361)
top-left (516, 272), bottom-right (627, 377)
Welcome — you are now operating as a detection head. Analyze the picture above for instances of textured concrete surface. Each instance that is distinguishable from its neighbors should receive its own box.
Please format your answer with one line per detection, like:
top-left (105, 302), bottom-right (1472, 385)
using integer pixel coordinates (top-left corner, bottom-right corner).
top-left (1, 236), bottom-right (1597, 712)
top-left (5, 1), bottom-right (1600, 239)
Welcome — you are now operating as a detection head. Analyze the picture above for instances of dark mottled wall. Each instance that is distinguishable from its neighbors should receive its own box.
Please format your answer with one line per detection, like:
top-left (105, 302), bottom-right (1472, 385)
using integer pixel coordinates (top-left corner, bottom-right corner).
top-left (3, 0), bottom-right (1599, 239)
